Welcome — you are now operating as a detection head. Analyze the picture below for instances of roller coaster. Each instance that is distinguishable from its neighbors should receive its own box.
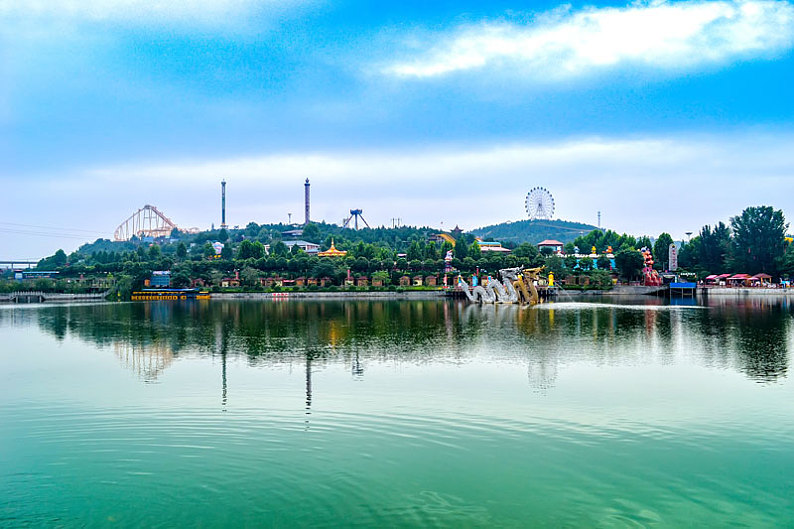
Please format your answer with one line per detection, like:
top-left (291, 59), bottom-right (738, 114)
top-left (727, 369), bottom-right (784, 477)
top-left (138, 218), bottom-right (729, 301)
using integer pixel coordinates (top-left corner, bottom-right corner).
top-left (114, 205), bottom-right (197, 241)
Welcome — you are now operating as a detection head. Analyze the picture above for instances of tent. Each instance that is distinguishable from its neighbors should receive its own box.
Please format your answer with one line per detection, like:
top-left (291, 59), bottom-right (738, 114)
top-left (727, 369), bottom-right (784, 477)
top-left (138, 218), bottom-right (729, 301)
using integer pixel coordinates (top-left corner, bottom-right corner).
top-left (751, 273), bottom-right (773, 286)
top-left (727, 273), bottom-right (751, 286)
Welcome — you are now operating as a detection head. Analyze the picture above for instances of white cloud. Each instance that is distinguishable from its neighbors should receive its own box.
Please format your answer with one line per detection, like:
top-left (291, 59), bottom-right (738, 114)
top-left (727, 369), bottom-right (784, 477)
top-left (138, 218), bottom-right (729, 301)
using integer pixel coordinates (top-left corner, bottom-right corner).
top-left (384, 0), bottom-right (794, 79)
top-left (4, 132), bottom-right (794, 258)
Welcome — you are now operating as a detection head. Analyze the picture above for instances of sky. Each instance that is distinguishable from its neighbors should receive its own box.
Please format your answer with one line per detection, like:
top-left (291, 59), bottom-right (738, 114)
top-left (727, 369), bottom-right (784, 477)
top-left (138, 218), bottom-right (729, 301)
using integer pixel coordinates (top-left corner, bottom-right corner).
top-left (2, 0), bottom-right (794, 259)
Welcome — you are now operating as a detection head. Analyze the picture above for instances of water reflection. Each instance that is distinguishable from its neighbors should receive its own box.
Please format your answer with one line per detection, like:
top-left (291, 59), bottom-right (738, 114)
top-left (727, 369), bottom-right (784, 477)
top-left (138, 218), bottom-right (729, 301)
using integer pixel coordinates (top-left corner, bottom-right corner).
top-left (14, 297), bottom-right (791, 392)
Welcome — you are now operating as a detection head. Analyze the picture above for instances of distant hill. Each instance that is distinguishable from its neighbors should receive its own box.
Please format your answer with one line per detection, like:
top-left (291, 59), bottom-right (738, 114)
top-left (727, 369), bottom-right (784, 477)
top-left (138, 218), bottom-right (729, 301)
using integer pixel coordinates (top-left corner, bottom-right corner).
top-left (470, 219), bottom-right (599, 245)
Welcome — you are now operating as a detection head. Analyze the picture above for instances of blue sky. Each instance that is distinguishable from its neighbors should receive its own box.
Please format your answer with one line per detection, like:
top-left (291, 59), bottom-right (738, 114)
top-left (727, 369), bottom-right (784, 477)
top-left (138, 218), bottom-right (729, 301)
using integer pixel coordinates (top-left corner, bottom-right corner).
top-left (2, 0), bottom-right (794, 258)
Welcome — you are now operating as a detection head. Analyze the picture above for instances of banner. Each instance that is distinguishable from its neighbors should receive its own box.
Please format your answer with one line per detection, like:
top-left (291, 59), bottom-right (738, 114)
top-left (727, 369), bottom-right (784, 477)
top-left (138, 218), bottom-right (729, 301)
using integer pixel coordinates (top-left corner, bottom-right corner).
top-left (669, 243), bottom-right (678, 271)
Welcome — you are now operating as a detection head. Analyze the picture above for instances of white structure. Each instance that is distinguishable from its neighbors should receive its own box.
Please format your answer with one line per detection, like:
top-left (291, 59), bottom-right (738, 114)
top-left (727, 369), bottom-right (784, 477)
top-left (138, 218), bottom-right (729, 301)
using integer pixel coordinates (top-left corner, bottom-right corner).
top-left (282, 240), bottom-right (320, 254)
top-left (525, 187), bottom-right (555, 221)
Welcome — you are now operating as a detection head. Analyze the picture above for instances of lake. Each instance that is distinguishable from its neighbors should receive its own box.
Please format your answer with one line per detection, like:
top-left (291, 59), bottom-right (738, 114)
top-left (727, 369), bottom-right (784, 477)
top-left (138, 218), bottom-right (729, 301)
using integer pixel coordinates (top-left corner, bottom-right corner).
top-left (1, 297), bottom-right (793, 527)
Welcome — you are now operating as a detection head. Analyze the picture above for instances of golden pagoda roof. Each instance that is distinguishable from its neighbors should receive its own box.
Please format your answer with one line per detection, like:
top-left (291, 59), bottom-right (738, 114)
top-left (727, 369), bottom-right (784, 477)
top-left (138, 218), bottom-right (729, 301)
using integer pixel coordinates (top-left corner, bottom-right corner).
top-left (318, 239), bottom-right (347, 257)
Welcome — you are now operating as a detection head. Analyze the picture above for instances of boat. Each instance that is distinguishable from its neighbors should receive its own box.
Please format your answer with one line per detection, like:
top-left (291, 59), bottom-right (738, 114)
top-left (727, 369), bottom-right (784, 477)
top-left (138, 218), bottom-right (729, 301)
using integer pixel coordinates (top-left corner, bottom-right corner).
top-left (131, 288), bottom-right (211, 301)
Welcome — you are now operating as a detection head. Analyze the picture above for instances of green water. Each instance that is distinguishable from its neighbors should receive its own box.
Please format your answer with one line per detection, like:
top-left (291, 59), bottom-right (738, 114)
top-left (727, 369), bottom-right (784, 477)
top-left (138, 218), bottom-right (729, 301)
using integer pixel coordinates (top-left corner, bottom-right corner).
top-left (1, 298), bottom-right (792, 527)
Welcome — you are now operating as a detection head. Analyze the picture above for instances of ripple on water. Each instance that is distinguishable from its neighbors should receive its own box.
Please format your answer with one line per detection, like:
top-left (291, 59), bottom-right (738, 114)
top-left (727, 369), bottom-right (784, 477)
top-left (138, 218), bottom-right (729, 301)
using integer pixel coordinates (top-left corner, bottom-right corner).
top-left (3, 399), bottom-right (793, 527)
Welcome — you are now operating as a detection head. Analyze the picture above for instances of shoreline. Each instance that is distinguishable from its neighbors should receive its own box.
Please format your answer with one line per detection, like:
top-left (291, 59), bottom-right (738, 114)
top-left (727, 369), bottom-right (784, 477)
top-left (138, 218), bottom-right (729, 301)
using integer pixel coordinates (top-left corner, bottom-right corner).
top-left (212, 290), bottom-right (447, 301)
top-left (5, 286), bottom-right (794, 304)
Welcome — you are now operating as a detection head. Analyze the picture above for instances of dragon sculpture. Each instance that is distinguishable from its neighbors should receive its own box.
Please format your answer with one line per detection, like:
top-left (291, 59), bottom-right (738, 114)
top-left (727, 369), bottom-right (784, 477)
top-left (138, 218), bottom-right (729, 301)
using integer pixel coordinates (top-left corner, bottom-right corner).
top-left (458, 267), bottom-right (544, 305)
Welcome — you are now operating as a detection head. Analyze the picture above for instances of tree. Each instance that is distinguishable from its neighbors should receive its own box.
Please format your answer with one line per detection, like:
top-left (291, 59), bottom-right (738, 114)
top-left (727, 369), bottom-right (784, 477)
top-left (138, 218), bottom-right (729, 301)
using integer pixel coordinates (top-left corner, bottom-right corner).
top-left (303, 223), bottom-right (320, 243)
top-left (564, 242), bottom-right (576, 255)
top-left (589, 269), bottom-right (613, 287)
top-left (218, 228), bottom-right (229, 243)
top-left (730, 206), bottom-right (787, 275)
top-left (425, 241), bottom-right (438, 260)
top-left (779, 243), bottom-right (794, 278)
top-left (352, 257), bottom-right (369, 273)
top-left (614, 249), bottom-right (644, 281)
top-left (407, 241), bottom-right (422, 261)
top-left (579, 256), bottom-right (594, 272)
top-left (468, 242), bottom-right (482, 260)
top-left (564, 255), bottom-right (578, 270)
top-left (372, 270), bottom-right (389, 284)
top-left (653, 233), bottom-right (674, 270)
top-left (545, 255), bottom-right (566, 277)
top-left (241, 266), bottom-right (261, 287)
top-left (454, 241), bottom-right (468, 260)
top-left (311, 261), bottom-right (336, 279)
top-left (634, 236), bottom-right (650, 251)
top-left (244, 222), bottom-right (260, 237)
top-left (513, 243), bottom-right (537, 258)
top-left (238, 240), bottom-right (255, 260)
top-left (221, 244), bottom-right (233, 260)
top-left (272, 241), bottom-right (288, 256)
top-left (597, 254), bottom-right (612, 270)
top-left (171, 266), bottom-right (192, 288)
top-left (690, 222), bottom-right (732, 274)
top-left (148, 244), bottom-right (161, 261)
top-left (53, 249), bottom-right (67, 267)
top-left (176, 242), bottom-right (188, 260)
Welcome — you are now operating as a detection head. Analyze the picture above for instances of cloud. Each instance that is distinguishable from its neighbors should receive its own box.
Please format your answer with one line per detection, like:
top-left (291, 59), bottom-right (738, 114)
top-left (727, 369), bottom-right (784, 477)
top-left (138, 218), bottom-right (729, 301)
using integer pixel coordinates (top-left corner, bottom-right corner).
top-left (4, 132), bottom-right (794, 258)
top-left (383, 0), bottom-right (794, 79)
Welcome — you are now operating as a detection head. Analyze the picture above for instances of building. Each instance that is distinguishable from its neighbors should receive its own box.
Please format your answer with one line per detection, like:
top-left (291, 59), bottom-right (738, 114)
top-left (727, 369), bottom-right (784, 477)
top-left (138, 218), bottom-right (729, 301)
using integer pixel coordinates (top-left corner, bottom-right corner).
top-left (283, 229), bottom-right (304, 238)
top-left (150, 271), bottom-right (171, 288)
top-left (221, 270), bottom-right (241, 288)
top-left (476, 239), bottom-right (511, 253)
top-left (282, 240), bottom-right (320, 254)
top-left (15, 270), bottom-right (59, 281)
top-left (537, 239), bottom-right (564, 254)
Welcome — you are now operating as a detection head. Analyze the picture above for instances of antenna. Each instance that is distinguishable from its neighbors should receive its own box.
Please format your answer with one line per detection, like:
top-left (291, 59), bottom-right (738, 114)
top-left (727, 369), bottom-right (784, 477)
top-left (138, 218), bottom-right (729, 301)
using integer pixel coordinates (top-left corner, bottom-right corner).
top-left (304, 178), bottom-right (310, 225)
top-left (220, 180), bottom-right (227, 229)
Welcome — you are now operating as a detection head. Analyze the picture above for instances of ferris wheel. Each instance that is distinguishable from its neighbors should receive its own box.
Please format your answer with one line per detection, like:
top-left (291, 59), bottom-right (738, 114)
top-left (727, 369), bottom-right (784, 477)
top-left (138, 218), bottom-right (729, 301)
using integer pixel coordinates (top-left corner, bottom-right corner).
top-left (525, 187), bottom-right (555, 221)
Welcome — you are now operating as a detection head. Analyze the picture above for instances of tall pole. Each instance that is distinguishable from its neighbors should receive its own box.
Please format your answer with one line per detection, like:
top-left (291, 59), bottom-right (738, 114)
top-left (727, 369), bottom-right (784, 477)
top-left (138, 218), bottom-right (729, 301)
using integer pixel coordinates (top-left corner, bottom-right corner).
top-left (221, 180), bottom-right (227, 229)
top-left (304, 178), bottom-right (310, 226)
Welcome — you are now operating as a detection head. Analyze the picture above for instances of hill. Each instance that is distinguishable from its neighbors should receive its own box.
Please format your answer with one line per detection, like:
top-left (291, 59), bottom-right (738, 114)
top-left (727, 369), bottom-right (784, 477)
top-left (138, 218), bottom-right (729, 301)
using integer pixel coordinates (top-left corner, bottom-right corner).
top-left (470, 219), bottom-right (599, 245)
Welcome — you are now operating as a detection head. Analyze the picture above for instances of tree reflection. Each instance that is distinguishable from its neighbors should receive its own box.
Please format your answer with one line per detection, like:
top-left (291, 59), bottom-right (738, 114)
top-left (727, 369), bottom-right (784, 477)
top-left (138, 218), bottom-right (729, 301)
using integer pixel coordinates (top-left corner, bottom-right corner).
top-left (24, 297), bottom-right (791, 390)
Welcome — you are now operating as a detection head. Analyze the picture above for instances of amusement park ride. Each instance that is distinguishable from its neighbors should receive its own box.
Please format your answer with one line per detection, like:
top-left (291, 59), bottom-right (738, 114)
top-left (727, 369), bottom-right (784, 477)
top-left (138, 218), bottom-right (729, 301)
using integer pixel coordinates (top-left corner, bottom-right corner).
top-left (525, 187), bottom-right (555, 221)
top-left (114, 205), bottom-right (197, 241)
top-left (343, 209), bottom-right (370, 230)
top-left (642, 248), bottom-right (662, 286)
top-left (458, 267), bottom-right (546, 305)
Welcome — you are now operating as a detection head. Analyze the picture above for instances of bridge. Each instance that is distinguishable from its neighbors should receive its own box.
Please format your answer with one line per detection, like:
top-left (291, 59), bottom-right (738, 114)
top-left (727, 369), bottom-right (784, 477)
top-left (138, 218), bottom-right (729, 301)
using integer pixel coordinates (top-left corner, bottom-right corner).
top-left (0, 291), bottom-right (111, 303)
top-left (0, 260), bottom-right (38, 269)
